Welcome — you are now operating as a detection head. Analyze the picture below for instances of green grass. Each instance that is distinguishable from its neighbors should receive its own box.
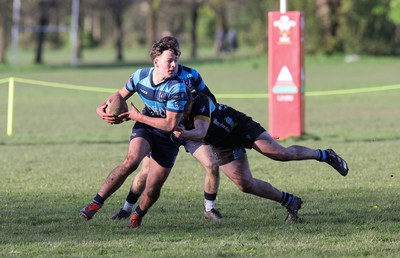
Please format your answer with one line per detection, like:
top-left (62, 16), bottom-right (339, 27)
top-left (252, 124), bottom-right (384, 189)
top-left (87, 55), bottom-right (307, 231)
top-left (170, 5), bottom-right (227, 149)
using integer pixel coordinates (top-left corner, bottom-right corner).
top-left (0, 50), bottom-right (400, 257)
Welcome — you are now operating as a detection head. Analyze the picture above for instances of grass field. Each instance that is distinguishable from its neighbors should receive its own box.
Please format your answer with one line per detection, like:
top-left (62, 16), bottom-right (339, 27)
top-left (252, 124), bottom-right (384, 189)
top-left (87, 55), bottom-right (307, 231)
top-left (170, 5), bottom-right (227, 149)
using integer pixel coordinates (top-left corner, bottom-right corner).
top-left (0, 49), bottom-right (400, 257)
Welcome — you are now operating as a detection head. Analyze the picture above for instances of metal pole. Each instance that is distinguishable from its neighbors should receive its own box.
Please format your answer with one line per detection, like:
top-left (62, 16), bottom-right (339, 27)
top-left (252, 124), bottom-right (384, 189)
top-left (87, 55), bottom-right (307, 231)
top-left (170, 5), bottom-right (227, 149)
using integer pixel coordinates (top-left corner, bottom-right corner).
top-left (11, 0), bottom-right (21, 65)
top-left (70, 0), bottom-right (80, 66)
top-left (7, 78), bottom-right (15, 136)
top-left (280, 0), bottom-right (287, 13)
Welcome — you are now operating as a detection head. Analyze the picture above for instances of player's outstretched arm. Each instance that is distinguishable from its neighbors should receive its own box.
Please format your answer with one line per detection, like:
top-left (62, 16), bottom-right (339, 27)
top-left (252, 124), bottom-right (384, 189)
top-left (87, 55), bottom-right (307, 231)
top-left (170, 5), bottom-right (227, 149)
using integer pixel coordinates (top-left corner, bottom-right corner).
top-left (174, 118), bottom-right (209, 142)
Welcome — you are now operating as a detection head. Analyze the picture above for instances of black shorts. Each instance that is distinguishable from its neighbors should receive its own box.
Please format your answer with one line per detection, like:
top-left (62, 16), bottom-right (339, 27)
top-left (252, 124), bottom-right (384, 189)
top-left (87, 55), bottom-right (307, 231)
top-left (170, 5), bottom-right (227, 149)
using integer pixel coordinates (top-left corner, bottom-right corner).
top-left (213, 115), bottom-right (265, 149)
top-left (211, 117), bottom-right (265, 166)
top-left (131, 122), bottom-right (180, 168)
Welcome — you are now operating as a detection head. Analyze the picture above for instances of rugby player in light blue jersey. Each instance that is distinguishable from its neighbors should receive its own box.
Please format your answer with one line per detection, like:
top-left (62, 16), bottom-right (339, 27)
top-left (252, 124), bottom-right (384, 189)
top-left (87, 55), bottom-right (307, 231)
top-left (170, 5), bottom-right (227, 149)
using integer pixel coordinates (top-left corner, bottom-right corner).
top-left (80, 36), bottom-right (189, 228)
top-left (111, 36), bottom-right (223, 224)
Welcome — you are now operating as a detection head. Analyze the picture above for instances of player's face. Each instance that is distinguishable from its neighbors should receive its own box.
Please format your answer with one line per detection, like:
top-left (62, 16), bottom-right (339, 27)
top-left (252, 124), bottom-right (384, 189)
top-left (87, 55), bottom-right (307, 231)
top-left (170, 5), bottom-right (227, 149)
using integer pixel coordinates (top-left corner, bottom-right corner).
top-left (155, 50), bottom-right (179, 79)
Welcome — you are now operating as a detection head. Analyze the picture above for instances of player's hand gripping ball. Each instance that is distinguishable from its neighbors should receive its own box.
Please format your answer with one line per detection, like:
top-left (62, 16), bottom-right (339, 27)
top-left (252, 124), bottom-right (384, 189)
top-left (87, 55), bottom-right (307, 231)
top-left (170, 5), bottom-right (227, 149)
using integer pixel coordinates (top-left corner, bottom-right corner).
top-left (105, 94), bottom-right (128, 124)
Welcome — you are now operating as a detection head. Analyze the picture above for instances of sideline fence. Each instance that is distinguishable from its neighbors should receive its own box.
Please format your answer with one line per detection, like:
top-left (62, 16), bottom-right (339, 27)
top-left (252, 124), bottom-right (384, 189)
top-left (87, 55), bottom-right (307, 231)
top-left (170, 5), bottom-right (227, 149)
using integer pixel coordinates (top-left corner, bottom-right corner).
top-left (1, 77), bottom-right (400, 136)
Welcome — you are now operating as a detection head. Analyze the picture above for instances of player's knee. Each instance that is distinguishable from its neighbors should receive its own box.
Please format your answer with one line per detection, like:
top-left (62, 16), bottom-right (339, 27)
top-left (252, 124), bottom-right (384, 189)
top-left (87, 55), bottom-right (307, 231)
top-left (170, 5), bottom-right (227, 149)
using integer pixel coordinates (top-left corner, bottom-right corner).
top-left (235, 179), bottom-right (253, 193)
top-left (204, 161), bottom-right (219, 176)
top-left (133, 174), bottom-right (147, 192)
top-left (137, 168), bottom-right (149, 180)
top-left (123, 156), bottom-right (141, 172)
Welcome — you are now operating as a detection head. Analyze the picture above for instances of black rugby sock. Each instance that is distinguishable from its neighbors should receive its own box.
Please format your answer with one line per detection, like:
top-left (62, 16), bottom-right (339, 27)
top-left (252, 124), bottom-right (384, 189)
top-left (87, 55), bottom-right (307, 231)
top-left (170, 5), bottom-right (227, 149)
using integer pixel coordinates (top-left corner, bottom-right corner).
top-left (126, 190), bottom-right (140, 204)
top-left (134, 205), bottom-right (147, 218)
top-left (93, 194), bottom-right (105, 206)
top-left (204, 192), bottom-right (217, 201)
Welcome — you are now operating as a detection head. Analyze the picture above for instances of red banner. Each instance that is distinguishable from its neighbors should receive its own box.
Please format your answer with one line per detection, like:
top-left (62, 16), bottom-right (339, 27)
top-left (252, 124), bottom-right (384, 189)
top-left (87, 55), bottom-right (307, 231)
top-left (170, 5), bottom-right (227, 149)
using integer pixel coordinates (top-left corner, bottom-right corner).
top-left (268, 11), bottom-right (305, 139)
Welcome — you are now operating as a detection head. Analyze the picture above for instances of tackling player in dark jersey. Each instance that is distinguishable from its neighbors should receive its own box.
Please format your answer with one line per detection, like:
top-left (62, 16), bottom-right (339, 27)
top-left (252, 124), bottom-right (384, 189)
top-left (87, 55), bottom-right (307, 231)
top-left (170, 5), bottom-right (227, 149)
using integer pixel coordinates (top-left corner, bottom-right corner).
top-left (174, 91), bottom-right (349, 223)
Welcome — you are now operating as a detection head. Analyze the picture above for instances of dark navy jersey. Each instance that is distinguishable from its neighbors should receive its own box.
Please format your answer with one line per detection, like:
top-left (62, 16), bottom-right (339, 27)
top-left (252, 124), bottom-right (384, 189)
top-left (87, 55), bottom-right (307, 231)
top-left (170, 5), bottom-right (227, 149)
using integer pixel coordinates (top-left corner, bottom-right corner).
top-left (125, 67), bottom-right (187, 118)
top-left (176, 65), bottom-right (216, 102)
top-left (186, 92), bottom-right (265, 149)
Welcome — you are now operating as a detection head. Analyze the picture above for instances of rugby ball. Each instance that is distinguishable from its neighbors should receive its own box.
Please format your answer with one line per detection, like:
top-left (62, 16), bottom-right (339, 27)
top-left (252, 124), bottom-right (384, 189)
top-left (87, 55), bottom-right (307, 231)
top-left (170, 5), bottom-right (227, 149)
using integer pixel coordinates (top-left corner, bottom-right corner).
top-left (105, 94), bottom-right (128, 123)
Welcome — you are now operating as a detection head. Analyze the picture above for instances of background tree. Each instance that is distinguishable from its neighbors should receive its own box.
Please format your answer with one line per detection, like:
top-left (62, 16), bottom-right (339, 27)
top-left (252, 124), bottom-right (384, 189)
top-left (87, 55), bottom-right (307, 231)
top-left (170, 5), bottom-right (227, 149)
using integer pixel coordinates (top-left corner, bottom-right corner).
top-left (189, 0), bottom-right (204, 58)
top-left (104, 0), bottom-right (134, 62)
top-left (206, 0), bottom-right (229, 55)
top-left (389, 0), bottom-right (400, 45)
top-left (337, 0), bottom-right (398, 55)
top-left (0, 0), bottom-right (12, 63)
top-left (1, 0), bottom-right (399, 66)
top-left (33, 0), bottom-right (70, 64)
top-left (146, 0), bottom-right (161, 50)
top-left (35, 0), bottom-right (52, 64)
top-left (315, 0), bottom-right (340, 54)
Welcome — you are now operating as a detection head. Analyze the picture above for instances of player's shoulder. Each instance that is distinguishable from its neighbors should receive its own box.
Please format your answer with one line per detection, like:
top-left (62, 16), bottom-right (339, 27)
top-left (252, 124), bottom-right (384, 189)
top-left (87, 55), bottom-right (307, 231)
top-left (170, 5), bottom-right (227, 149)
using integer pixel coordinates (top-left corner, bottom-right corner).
top-left (191, 91), bottom-right (212, 115)
top-left (177, 65), bottom-right (204, 90)
top-left (168, 75), bottom-right (186, 90)
top-left (177, 64), bottom-right (199, 77)
top-left (193, 91), bottom-right (208, 103)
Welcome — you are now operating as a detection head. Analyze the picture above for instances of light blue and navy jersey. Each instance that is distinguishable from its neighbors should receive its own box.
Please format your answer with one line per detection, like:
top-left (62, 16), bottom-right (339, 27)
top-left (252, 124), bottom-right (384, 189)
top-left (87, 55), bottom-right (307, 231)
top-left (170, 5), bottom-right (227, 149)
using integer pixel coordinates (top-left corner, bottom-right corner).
top-left (125, 67), bottom-right (188, 118)
top-left (186, 92), bottom-right (265, 148)
top-left (176, 65), bottom-right (216, 102)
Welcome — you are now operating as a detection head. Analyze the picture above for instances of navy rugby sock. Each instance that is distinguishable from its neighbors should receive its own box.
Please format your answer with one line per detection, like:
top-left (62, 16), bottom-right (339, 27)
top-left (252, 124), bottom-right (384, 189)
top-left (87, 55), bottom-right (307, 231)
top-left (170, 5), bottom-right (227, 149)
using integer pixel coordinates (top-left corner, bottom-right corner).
top-left (316, 149), bottom-right (327, 162)
top-left (280, 192), bottom-right (294, 207)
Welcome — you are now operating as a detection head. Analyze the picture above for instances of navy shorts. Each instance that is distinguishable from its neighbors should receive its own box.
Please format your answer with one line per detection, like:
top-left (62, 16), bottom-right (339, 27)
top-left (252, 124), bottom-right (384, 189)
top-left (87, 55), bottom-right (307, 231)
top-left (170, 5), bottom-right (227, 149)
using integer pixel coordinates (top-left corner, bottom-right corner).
top-left (211, 146), bottom-right (247, 166)
top-left (147, 139), bottom-right (201, 162)
top-left (131, 122), bottom-right (180, 168)
top-left (211, 118), bottom-right (265, 165)
top-left (182, 139), bottom-right (203, 154)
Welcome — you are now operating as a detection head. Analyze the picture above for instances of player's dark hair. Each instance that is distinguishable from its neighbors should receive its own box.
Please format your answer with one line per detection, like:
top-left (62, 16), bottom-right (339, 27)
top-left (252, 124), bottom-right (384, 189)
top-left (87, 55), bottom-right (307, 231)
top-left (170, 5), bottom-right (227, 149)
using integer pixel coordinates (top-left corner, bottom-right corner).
top-left (150, 36), bottom-right (181, 61)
